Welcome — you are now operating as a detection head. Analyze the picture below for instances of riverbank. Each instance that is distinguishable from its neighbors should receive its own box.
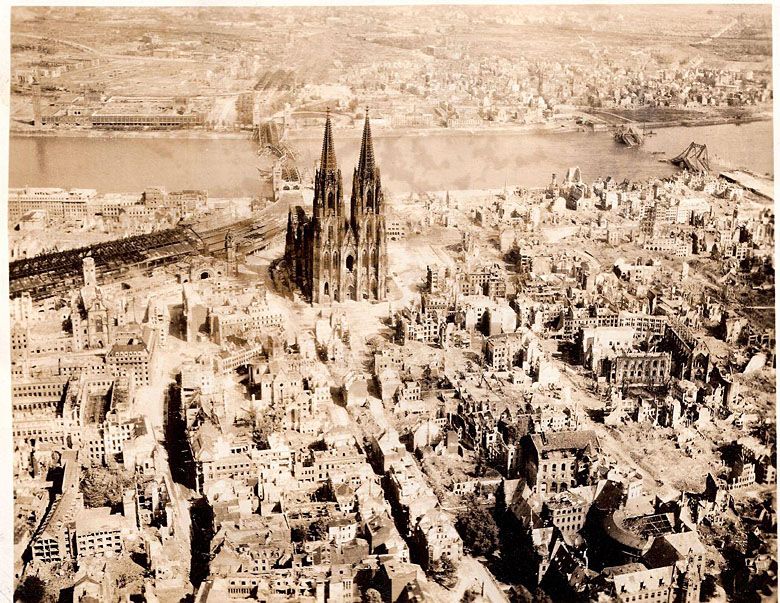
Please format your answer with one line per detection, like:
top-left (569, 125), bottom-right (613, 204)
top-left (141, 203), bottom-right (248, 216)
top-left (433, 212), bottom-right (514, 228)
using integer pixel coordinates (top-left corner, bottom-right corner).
top-left (9, 121), bottom-right (584, 141)
top-left (290, 113), bottom-right (773, 141)
top-left (637, 114), bottom-right (772, 130)
top-left (9, 127), bottom-right (252, 140)
top-left (10, 113), bottom-right (770, 142)
top-left (582, 106), bottom-right (773, 129)
top-left (289, 121), bottom-right (588, 141)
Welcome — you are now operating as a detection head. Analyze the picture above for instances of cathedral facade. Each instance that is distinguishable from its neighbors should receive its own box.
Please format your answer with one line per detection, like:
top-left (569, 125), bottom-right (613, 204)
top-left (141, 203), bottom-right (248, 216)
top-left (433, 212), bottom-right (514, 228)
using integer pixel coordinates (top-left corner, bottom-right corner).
top-left (285, 112), bottom-right (388, 304)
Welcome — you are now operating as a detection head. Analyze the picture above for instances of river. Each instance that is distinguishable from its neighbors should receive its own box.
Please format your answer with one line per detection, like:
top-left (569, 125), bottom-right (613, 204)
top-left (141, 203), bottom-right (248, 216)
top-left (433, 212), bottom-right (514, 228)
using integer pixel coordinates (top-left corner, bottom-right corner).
top-left (9, 120), bottom-right (772, 197)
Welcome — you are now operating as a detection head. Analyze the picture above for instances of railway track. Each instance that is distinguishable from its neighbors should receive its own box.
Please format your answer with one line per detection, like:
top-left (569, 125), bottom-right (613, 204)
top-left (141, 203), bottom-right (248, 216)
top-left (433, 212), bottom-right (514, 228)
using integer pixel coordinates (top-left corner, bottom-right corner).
top-left (9, 227), bottom-right (202, 301)
top-left (189, 215), bottom-right (287, 255)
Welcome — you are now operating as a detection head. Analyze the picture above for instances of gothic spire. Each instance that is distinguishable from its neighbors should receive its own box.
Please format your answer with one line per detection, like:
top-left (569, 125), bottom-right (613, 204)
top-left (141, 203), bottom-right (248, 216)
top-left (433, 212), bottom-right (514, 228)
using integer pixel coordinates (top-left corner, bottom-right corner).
top-left (356, 108), bottom-right (375, 176)
top-left (320, 109), bottom-right (337, 172)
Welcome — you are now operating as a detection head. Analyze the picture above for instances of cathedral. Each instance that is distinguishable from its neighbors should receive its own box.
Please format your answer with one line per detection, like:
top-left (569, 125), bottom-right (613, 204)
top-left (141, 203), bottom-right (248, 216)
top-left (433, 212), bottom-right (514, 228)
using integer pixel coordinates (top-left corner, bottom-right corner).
top-left (285, 111), bottom-right (388, 304)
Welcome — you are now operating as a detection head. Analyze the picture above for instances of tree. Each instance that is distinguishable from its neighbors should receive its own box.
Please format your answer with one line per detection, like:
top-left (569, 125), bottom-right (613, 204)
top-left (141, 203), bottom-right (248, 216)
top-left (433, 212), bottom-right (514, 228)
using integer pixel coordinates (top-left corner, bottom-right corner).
top-left (751, 421), bottom-right (775, 447)
top-left (428, 554), bottom-right (458, 589)
top-left (291, 526), bottom-right (309, 542)
top-left (456, 495), bottom-right (500, 557)
top-left (363, 588), bottom-right (383, 603)
top-left (312, 483), bottom-right (331, 502)
top-left (473, 448), bottom-right (489, 478)
top-left (80, 466), bottom-right (134, 509)
top-left (461, 588), bottom-right (479, 603)
top-left (711, 245), bottom-right (721, 261)
top-left (252, 406), bottom-right (283, 451)
top-left (309, 518), bottom-right (329, 541)
top-left (701, 574), bottom-right (718, 601)
top-left (253, 427), bottom-right (269, 450)
top-left (508, 584), bottom-right (535, 603)
top-left (532, 587), bottom-right (554, 603)
top-left (15, 576), bottom-right (50, 603)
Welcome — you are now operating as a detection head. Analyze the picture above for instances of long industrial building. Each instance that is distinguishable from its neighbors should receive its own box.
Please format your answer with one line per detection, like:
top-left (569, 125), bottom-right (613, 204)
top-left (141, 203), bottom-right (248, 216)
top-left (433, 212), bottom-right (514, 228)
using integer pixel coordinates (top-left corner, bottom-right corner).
top-left (9, 227), bottom-right (203, 301)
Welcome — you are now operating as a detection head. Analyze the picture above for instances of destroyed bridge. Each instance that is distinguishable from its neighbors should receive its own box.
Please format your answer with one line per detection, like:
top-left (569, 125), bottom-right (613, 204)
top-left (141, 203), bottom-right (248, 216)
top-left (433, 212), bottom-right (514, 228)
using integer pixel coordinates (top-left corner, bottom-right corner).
top-left (670, 142), bottom-right (711, 173)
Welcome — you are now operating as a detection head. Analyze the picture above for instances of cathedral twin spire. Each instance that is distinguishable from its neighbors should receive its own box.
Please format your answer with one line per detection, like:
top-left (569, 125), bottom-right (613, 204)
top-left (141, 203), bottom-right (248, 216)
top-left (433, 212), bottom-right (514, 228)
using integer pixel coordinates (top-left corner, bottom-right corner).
top-left (318, 108), bottom-right (375, 176)
top-left (286, 107), bottom-right (387, 304)
top-left (315, 109), bottom-right (378, 218)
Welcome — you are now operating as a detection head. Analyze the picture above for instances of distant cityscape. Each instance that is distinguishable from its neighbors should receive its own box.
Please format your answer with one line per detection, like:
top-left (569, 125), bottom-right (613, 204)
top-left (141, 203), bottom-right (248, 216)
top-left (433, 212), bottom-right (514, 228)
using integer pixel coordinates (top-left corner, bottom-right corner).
top-left (11, 6), bottom-right (772, 135)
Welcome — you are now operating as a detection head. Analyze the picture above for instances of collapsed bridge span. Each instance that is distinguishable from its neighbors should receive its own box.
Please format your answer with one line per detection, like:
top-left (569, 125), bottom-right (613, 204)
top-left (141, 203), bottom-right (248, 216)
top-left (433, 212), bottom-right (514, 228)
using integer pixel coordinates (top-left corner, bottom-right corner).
top-left (670, 142), bottom-right (711, 173)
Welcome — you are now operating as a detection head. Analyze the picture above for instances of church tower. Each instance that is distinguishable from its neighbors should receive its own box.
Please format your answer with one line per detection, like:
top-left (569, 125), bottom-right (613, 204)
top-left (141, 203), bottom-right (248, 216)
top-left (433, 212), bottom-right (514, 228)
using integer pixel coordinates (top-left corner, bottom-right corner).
top-left (225, 229), bottom-right (237, 276)
top-left (83, 256), bottom-right (97, 289)
top-left (311, 110), bottom-right (345, 303)
top-left (349, 110), bottom-right (387, 301)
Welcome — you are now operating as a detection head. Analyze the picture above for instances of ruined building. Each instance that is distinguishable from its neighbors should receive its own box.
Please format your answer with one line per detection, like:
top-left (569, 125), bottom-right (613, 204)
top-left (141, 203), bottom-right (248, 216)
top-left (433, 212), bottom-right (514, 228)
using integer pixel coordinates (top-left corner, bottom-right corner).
top-left (285, 111), bottom-right (388, 303)
top-left (71, 257), bottom-right (123, 351)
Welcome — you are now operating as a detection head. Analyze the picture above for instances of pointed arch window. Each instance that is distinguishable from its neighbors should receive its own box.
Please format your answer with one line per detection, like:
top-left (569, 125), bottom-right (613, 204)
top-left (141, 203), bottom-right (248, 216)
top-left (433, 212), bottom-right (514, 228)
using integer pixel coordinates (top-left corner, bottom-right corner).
top-left (367, 188), bottom-right (374, 212)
